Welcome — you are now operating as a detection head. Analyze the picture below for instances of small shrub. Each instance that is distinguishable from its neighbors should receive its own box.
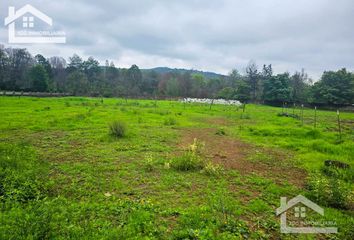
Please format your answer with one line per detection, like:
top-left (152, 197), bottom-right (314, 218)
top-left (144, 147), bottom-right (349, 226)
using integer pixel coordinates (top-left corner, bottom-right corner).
top-left (144, 154), bottom-right (154, 172)
top-left (172, 138), bottom-right (205, 171)
top-left (305, 129), bottom-right (322, 139)
top-left (0, 143), bottom-right (48, 203)
top-left (109, 120), bottom-right (127, 138)
top-left (306, 172), bottom-right (353, 210)
top-left (201, 162), bottom-right (223, 176)
top-left (215, 128), bottom-right (226, 136)
top-left (240, 114), bottom-right (250, 119)
top-left (172, 152), bottom-right (204, 171)
top-left (164, 117), bottom-right (177, 126)
top-left (321, 165), bottom-right (353, 183)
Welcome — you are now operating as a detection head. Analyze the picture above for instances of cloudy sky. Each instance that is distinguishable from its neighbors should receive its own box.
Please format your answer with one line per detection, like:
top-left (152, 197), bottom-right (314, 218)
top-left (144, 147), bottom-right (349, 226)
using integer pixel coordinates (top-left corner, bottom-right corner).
top-left (1, 0), bottom-right (354, 79)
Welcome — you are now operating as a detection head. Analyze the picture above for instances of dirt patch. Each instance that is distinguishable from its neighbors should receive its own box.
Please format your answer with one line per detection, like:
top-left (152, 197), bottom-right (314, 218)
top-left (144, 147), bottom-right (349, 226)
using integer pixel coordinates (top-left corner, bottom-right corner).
top-left (206, 117), bottom-right (233, 126)
top-left (178, 128), bottom-right (307, 188)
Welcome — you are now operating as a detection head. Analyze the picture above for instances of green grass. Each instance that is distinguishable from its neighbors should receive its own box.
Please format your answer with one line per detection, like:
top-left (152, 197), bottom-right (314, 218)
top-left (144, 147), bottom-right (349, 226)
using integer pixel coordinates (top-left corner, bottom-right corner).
top-left (0, 96), bottom-right (353, 239)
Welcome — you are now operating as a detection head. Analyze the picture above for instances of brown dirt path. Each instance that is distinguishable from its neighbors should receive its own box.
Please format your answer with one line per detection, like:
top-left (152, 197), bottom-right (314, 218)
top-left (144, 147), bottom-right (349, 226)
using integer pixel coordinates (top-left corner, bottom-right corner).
top-left (178, 128), bottom-right (307, 188)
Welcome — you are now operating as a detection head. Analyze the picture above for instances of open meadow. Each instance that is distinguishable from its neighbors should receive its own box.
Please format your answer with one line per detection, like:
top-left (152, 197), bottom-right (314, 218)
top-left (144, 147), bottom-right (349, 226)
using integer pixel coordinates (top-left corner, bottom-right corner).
top-left (0, 96), bottom-right (353, 239)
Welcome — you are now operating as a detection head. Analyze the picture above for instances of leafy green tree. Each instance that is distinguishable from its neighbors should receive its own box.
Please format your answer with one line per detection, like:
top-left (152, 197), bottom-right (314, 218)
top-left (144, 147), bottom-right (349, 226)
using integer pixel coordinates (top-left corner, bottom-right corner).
top-left (29, 65), bottom-right (49, 92)
top-left (217, 87), bottom-right (236, 99)
top-left (67, 70), bottom-right (89, 95)
top-left (35, 54), bottom-right (54, 91)
top-left (67, 54), bottom-right (83, 72)
top-left (263, 73), bottom-right (291, 104)
top-left (35, 54), bottom-right (52, 78)
top-left (246, 61), bottom-right (260, 102)
top-left (126, 64), bottom-right (142, 96)
top-left (166, 77), bottom-right (180, 97)
top-left (191, 74), bottom-right (207, 98)
top-left (6, 48), bottom-right (33, 90)
top-left (83, 57), bottom-right (101, 95)
top-left (0, 48), bottom-right (9, 89)
top-left (290, 69), bottom-right (309, 103)
top-left (235, 80), bottom-right (251, 103)
top-left (311, 68), bottom-right (354, 105)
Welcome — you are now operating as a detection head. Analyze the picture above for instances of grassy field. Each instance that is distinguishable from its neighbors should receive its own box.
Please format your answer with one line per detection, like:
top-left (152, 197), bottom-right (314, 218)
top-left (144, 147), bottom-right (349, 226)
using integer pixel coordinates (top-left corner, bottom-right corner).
top-left (0, 96), bottom-right (353, 239)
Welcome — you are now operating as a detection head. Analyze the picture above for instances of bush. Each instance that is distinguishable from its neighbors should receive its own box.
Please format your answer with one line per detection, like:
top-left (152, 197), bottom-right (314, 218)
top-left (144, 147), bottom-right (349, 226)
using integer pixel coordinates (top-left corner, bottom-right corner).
top-left (216, 128), bottom-right (226, 136)
top-left (0, 143), bottom-right (48, 203)
top-left (306, 172), bottom-right (353, 210)
top-left (172, 138), bottom-right (206, 171)
top-left (109, 120), bottom-right (127, 138)
top-left (144, 154), bottom-right (154, 172)
top-left (201, 162), bottom-right (223, 176)
top-left (305, 129), bottom-right (322, 139)
top-left (164, 117), bottom-right (177, 126)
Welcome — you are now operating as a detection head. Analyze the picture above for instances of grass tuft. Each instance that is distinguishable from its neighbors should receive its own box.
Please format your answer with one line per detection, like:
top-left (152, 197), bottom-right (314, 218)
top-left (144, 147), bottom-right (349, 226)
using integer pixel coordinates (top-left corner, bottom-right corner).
top-left (109, 120), bottom-right (127, 138)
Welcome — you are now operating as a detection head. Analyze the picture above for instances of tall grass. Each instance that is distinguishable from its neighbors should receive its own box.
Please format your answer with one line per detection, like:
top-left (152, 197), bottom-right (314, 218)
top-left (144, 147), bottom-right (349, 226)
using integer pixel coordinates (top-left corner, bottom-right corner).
top-left (109, 120), bottom-right (127, 138)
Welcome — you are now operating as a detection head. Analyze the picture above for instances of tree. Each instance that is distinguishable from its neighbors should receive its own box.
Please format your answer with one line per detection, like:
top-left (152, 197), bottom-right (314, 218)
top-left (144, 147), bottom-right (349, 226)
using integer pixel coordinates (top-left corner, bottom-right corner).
top-left (191, 74), bottom-right (207, 98)
top-left (35, 54), bottom-right (52, 78)
top-left (126, 64), bottom-right (142, 96)
top-left (29, 65), bottom-right (49, 92)
top-left (311, 68), bottom-right (354, 105)
top-left (0, 48), bottom-right (9, 89)
top-left (166, 77), bottom-right (180, 97)
top-left (6, 48), bottom-right (33, 90)
top-left (290, 69), bottom-right (309, 103)
top-left (235, 80), bottom-right (251, 103)
top-left (263, 73), bottom-right (291, 104)
top-left (67, 54), bottom-right (83, 72)
top-left (49, 56), bottom-right (67, 92)
top-left (67, 70), bottom-right (89, 95)
top-left (217, 87), bottom-right (236, 100)
top-left (83, 57), bottom-right (101, 95)
top-left (228, 69), bottom-right (243, 88)
top-left (246, 61), bottom-right (260, 102)
top-left (259, 64), bottom-right (273, 102)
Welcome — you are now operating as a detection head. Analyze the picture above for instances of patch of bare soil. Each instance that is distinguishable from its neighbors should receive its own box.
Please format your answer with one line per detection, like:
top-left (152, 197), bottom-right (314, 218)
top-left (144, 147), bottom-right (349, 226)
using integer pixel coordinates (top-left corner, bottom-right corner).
top-left (178, 128), bottom-right (307, 188)
top-left (206, 117), bottom-right (232, 126)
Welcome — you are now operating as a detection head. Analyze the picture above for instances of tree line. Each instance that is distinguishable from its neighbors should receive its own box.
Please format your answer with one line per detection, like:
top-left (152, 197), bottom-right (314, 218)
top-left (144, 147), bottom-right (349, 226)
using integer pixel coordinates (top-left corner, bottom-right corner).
top-left (0, 46), bottom-right (353, 106)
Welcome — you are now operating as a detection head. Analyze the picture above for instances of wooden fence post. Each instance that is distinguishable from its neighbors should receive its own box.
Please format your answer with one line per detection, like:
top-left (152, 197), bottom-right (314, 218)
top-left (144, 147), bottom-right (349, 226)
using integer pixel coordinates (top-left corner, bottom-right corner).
top-left (337, 110), bottom-right (342, 141)
top-left (301, 104), bottom-right (304, 126)
top-left (314, 106), bottom-right (317, 128)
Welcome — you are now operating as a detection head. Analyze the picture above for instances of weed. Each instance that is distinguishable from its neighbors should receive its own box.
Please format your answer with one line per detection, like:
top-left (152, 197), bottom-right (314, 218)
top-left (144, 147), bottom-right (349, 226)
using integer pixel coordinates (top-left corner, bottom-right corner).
top-left (164, 117), bottom-right (177, 126)
top-left (144, 154), bottom-right (154, 172)
top-left (306, 172), bottom-right (353, 209)
top-left (172, 138), bottom-right (205, 171)
top-left (0, 143), bottom-right (48, 203)
top-left (216, 128), bottom-right (226, 136)
top-left (202, 162), bottom-right (223, 176)
top-left (109, 120), bottom-right (127, 138)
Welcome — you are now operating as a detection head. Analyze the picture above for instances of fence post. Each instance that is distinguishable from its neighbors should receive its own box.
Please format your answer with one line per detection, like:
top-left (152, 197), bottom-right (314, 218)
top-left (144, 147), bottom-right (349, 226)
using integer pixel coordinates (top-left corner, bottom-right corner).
top-left (209, 99), bottom-right (214, 110)
top-left (337, 110), bottom-right (342, 141)
top-left (301, 104), bottom-right (304, 126)
top-left (314, 106), bottom-right (317, 128)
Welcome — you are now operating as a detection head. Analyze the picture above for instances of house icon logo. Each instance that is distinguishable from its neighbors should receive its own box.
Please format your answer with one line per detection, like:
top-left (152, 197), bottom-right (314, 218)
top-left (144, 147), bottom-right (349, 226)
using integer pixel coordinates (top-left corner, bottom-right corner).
top-left (4, 4), bottom-right (66, 44)
top-left (276, 195), bottom-right (337, 234)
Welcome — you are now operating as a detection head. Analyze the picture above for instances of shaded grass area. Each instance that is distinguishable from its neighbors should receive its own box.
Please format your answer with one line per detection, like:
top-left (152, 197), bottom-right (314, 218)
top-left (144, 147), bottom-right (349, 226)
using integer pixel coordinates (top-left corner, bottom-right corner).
top-left (0, 96), bottom-right (353, 239)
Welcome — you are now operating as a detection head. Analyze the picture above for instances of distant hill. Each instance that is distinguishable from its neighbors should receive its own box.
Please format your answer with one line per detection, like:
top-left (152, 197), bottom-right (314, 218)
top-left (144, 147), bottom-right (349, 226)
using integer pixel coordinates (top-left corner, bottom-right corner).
top-left (142, 67), bottom-right (225, 79)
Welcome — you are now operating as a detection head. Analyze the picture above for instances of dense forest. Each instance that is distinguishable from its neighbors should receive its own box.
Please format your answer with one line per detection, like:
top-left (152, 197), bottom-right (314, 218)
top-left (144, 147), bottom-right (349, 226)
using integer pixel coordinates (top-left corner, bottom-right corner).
top-left (0, 46), bottom-right (353, 106)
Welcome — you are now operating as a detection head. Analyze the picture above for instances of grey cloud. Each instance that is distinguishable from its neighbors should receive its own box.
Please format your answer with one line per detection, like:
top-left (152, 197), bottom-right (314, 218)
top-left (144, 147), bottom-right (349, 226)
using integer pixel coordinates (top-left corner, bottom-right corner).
top-left (1, 0), bottom-right (353, 79)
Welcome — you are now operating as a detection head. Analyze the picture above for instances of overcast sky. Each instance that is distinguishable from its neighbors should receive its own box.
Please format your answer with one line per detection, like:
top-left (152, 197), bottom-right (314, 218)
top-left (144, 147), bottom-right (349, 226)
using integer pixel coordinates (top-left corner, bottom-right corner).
top-left (1, 0), bottom-right (354, 79)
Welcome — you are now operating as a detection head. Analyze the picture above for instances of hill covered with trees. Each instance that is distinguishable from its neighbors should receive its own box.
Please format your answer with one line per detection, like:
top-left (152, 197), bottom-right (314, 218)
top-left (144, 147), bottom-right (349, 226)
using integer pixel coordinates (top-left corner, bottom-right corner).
top-left (0, 46), bottom-right (353, 107)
